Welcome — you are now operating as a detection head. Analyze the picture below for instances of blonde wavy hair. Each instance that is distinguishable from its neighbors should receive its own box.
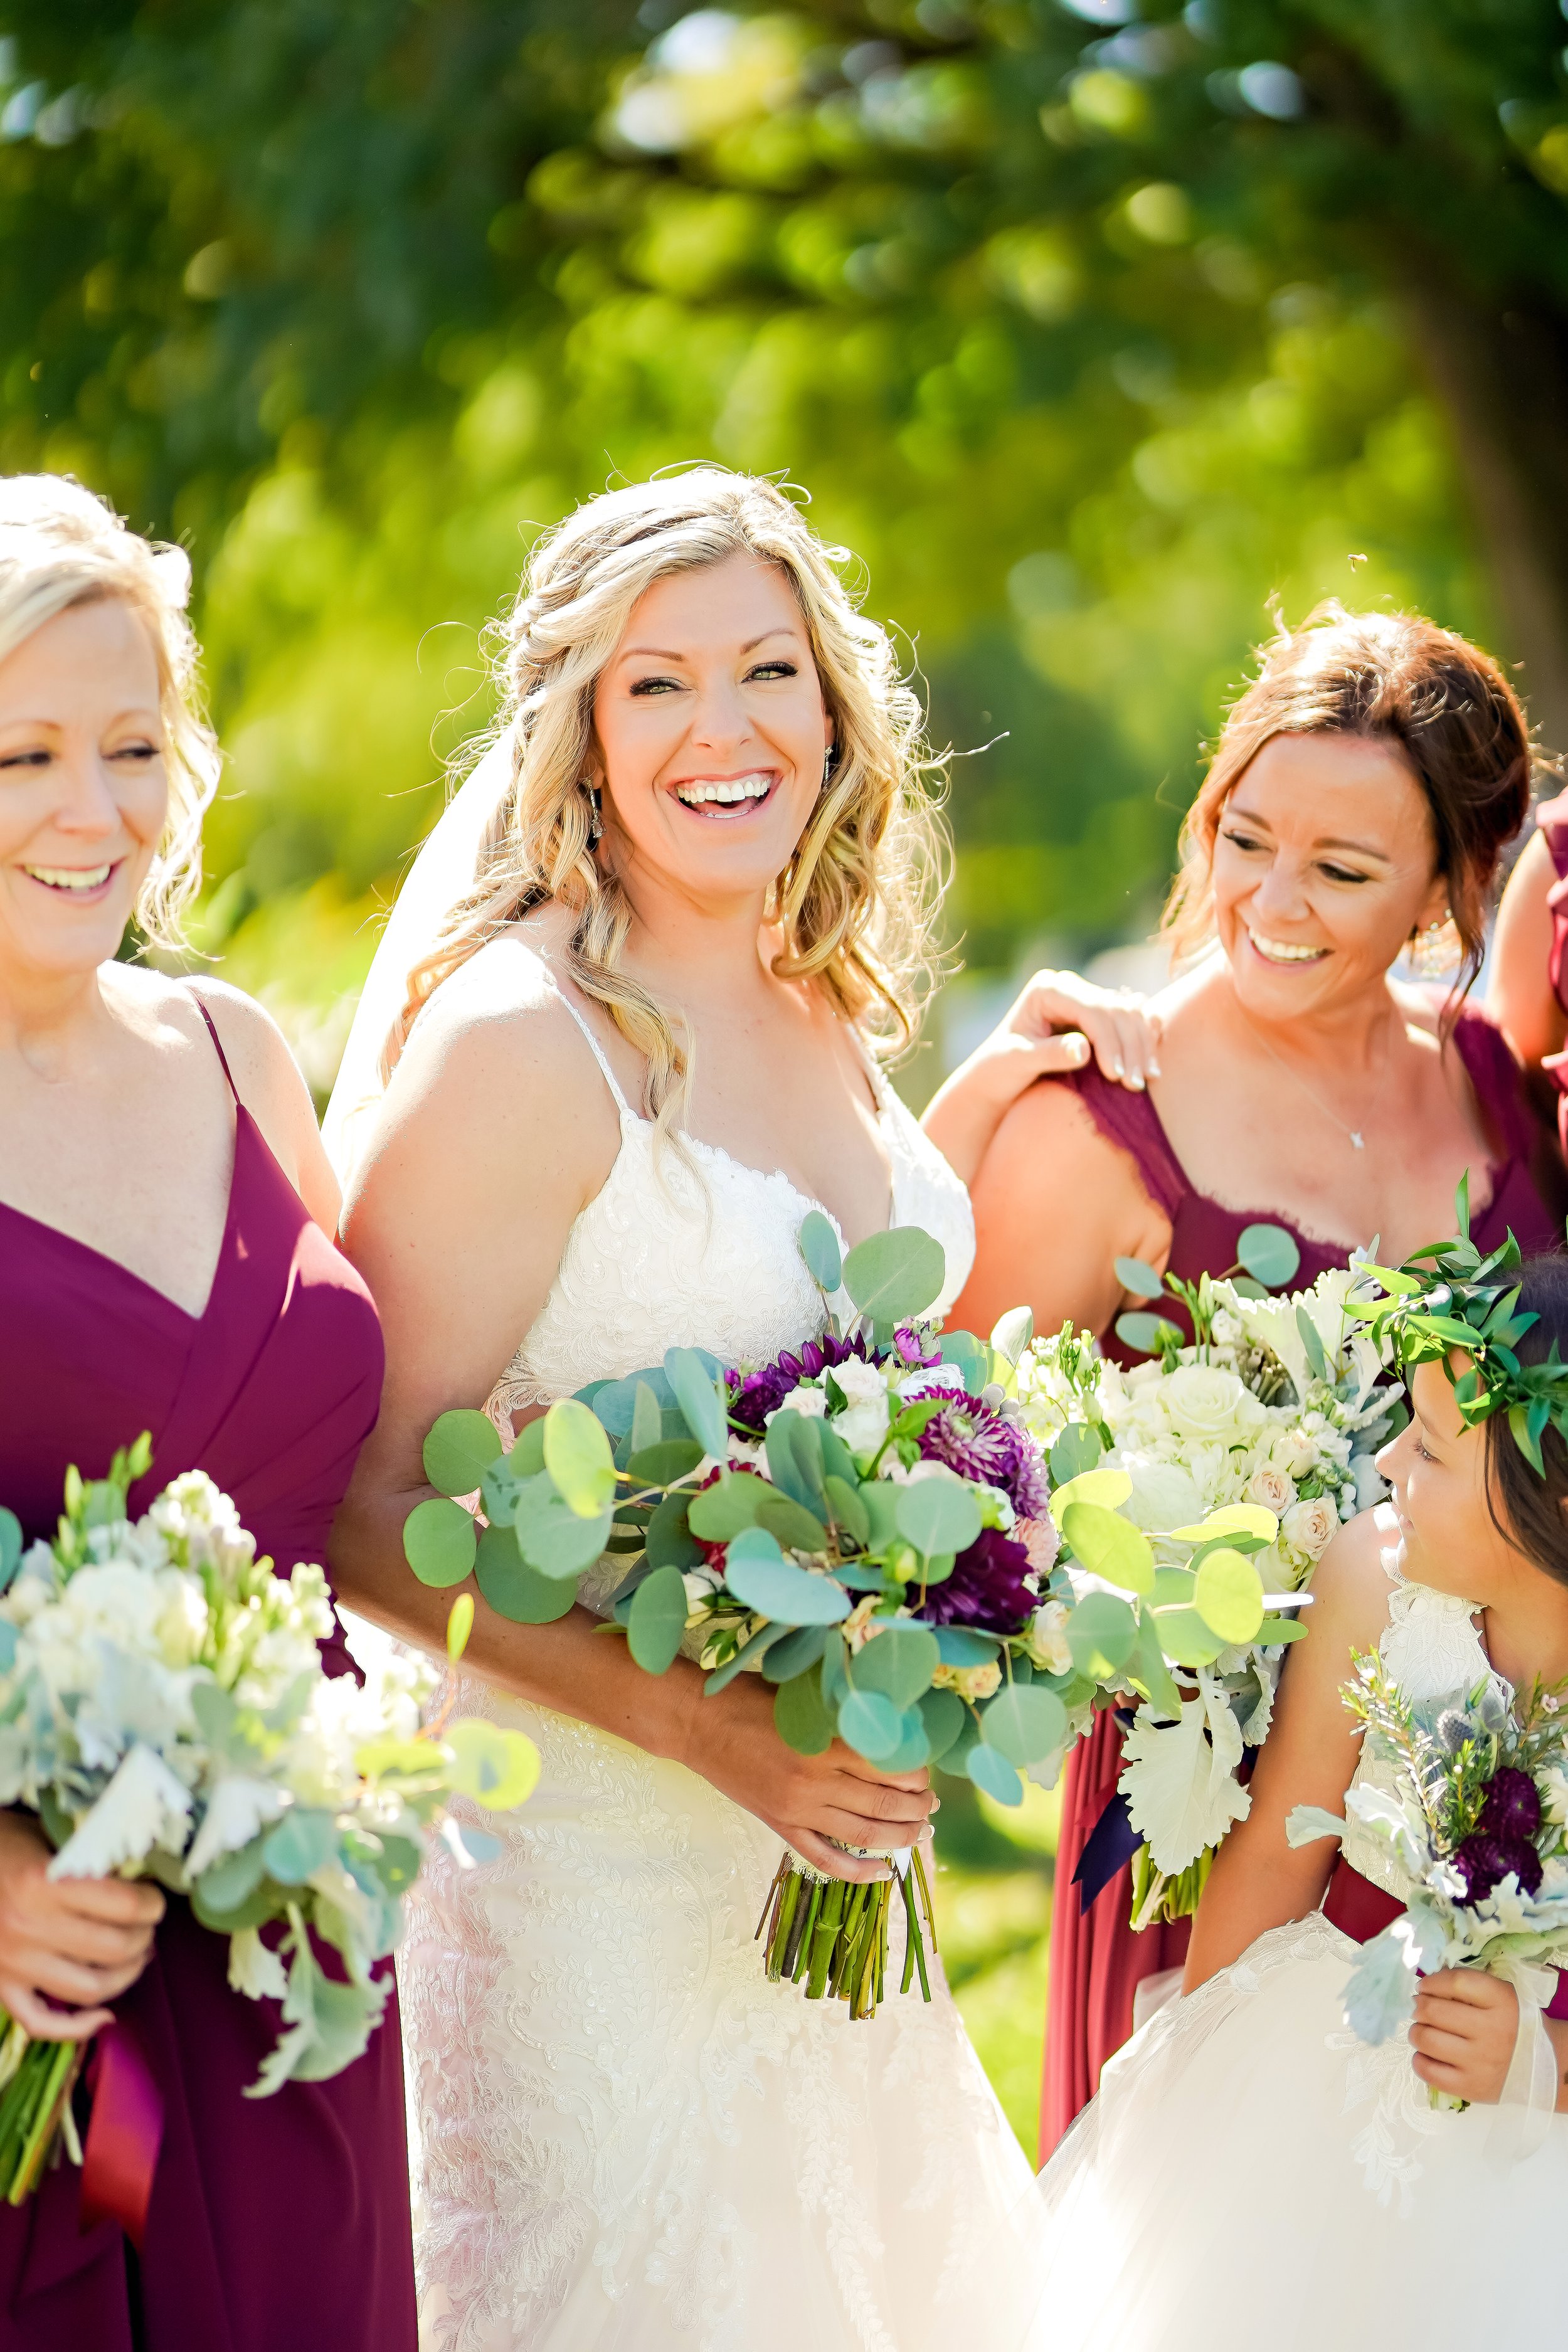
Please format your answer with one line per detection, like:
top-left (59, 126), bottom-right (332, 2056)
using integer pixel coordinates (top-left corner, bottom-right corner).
top-left (395, 470), bottom-right (946, 1136)
top-left (0, 474), bottom-right (220, 948)
top-left (1162, 600), bottom-right (1533, 1000)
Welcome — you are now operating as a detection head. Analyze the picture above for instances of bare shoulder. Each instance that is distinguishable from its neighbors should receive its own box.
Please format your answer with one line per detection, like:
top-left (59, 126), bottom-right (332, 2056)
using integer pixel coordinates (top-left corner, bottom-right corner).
top-left (391, 929), bottom-right (613, 1115)
top-left (1303, 1505), bottom-right (1397, 1653)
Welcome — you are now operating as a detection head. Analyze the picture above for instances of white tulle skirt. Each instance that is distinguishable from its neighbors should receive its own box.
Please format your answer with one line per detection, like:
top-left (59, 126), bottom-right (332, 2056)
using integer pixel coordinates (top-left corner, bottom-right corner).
top-left (985, 1910), bottom-right (1568, 2352)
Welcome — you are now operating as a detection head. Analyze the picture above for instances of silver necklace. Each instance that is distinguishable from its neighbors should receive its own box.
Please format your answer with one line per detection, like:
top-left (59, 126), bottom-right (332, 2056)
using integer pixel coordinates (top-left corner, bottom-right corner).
top-left (1242, 1013), bottom-right (1395, 1152)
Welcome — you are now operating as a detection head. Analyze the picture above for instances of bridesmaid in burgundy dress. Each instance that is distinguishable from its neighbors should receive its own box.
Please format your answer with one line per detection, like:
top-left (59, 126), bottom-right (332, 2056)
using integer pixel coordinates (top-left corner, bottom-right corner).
top-left (0, 475), bottom-right (415, 2348)
top-left (931, 605), bottom-right (1567, 2159)
top-left (1489, 777), bottom-right (1568, 1148)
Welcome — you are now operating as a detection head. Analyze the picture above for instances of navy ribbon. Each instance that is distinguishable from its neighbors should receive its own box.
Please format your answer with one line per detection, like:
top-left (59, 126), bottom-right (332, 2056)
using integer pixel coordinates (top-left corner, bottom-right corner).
top-left (1072, 1791), bottom-right (1145, 1914)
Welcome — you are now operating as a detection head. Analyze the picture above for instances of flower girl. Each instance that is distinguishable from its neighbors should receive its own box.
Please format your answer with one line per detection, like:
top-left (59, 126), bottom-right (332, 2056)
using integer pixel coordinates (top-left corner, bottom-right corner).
top-left (997, 1249), bottom-right (1568, 2352)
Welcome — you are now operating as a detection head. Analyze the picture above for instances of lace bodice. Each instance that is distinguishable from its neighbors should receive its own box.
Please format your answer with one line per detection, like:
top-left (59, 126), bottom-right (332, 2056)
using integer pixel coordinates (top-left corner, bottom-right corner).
top-left (489, 974), bottom-right (974, 1616)
top-left (1341, 1531), bottom-right (1503, 1898)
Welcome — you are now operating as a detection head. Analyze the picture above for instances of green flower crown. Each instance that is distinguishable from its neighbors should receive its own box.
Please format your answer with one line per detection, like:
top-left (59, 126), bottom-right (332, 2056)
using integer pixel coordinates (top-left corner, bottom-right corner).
top-left (1350, 1175), bottom-right (1568, 1476)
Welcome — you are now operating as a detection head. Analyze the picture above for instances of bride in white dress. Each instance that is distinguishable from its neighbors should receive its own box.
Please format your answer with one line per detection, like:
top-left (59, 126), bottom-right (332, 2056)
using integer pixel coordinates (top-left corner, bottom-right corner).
top-left (326, 472), bottom-right (1061, 2350)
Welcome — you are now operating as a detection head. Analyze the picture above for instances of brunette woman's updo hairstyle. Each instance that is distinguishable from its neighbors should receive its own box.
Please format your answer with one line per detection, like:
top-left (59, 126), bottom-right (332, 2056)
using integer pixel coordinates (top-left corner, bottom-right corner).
top-left (1163, 603), bottom-right (1535, 999)
top-left (1486, 1256), bottom-right (1568, 1587)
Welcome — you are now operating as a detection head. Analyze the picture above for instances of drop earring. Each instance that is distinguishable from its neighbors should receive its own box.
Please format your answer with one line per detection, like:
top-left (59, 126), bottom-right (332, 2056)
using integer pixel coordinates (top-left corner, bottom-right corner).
top-left (822, 745), bottom-right (838, 790)
top-left (584, 783), bottom-right (603, 845)
top-left (1410, 909), bottom-right (1457, 978)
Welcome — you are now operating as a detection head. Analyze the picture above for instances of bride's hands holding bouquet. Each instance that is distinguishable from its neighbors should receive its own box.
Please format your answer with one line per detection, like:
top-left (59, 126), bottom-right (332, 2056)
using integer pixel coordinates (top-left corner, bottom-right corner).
top-left (922, 967), bottom-right (1163, 1185)
top-left (681, 1674), bottom-right (935, 1883)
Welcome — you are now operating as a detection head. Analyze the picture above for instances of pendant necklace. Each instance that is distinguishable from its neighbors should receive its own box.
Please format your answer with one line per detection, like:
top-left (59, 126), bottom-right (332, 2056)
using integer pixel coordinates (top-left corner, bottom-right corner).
top-left (1242, 1012), bottom-right (1396, 1153)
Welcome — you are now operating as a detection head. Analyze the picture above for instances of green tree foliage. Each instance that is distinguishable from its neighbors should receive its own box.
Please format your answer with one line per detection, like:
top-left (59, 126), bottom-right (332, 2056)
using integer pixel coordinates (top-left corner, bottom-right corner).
top-left (1, 2), bottom-right (1564, 1053)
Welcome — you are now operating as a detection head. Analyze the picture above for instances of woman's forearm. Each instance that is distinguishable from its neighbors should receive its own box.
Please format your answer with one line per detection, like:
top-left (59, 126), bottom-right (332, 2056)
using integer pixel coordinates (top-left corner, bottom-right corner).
top-left (924, 1036), bottom-right (1075, 1188)
top-left (330, 1485), bottom-right (703, 1764)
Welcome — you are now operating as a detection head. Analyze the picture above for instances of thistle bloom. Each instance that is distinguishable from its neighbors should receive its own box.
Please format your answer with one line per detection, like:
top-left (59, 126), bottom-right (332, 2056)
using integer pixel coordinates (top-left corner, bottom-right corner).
top-left (917, 1394), bottom-right (1051, 1522)
top-left (915, 1528), bottom-right (1036, 1633)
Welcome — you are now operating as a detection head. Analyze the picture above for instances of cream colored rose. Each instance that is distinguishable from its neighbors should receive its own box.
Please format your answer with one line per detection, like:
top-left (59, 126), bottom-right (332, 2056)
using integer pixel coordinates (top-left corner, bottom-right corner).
top-left (1246, 1465), bottom-right (1294, 1515)
top-left (932, 1658), bottom-right (1002, 1702)
top-left (1280, 1496), bottom-right (1338, 1559)
top-left (1158, 1365), bottom-right (1267, 1448)
top-left (828, 1357), bottom-right (893, 1454)
top-left (1025, 1600), bottom-right (1073, 1676)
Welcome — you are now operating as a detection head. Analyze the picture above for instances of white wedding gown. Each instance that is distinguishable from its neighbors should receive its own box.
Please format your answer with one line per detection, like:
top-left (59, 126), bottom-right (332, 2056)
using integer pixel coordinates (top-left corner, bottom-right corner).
top-left (400, 987), bottom-right (1035, 2351)
top-left (988, 1542), bottom-right (1568, 2352)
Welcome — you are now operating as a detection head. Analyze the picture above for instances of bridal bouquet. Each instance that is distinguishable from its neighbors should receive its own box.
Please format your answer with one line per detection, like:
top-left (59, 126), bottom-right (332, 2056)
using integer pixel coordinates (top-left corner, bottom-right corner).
top-left (0, 1440), bottom-right (538, 2209)
top-left (1009, 1246), bottom-right (1401, 1922)
top-left (405, 1214), bottom-right (1251, 2018)
top-left (1289, 1656), bottom-right (1568, 2114)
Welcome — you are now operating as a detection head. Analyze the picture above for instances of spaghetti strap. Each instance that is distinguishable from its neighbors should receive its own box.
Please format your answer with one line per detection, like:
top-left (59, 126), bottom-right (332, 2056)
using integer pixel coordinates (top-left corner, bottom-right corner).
top-left (542, 968), bottom-right (635, 1121)
top-left (188, 987), bottom-right (240, 1103)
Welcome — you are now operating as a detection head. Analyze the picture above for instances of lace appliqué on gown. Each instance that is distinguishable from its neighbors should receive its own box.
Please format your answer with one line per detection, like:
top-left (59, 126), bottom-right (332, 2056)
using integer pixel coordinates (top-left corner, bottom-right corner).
top-left (399, 989), bottom-right (1026, 2352)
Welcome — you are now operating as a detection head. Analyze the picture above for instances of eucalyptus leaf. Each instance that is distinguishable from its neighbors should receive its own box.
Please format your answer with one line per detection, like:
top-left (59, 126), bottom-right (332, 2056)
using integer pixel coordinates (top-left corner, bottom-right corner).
top-left (1115, 1311), bottom-right (1184, 1356)
top-left (988, 1303), bottom-right (1034, 1367)
top-left (918, 1685), bottom-right (967, 1763)
top-left (841, 1225), bottom-right (946, 1324)
top-left (644, 1490), bottom-right (702, 1571)
top-left (543, 1398), bottom-right (617, 1518)
top-left (403, 1496), bottom-right (477, 1589)
top-left (444, 1719), bottom-right (542, 1809)
top-left (627, 1563), bottom-right (690, 1673)
top-left (421, 1409), bottom-right (502, 1498)
top-left (1236, 1222), bottom-right (1301, 1290)
top-left (938, 1330), bottom-right (988, 1392)
top-left (824, 1474), bottom-right (871, 1549)
top-left (880, 1710), bottom-right (931, 1772)
top-left (980, 1682), bottom-right (1067, 1767)
top-left (1295, 1303), bottom-right (1332, 1382)
top-left (703, 1622), bottom-right (792, 1695)
top-left (761, 1622), bottom-right (830, 1683)
top-left (1152, 1605), bottom-right (1226, 1669)
top-left (1049, 1423), bottom-right (1103, 1483)
top-left (511, 1476), bottom-right (613, 1579)
top-left (1066, 1590), bottom-right (1138, 1680)
top-left (817, 1422), bottom-right (859, 1488)
top-left (630, 1378), bottom-right (663, 1459)
top-left (477, 1524), bottom-right (575, 1623)
top-left (665, 1347), bottom-right (728, 1459)
top-left (1048, 1467), bottom-right (1131, 1528)
top-left (894, 1477), bottom-right (982, 1559)
top-left (931, 1624), bottom-right (1000, 1666)
top-left (1127, 1610), bottom-right (1184, 1716)
top-left (1114, 1254), bottom-right (1167, 1300)
top-left (627, 1438), bottom-right (704, 1486)
top-left (0, 1508), bottom-right (21, 1594)
top-left (1060, 1502), bottom-right (1153, 1595)
top-left (726, 1545), bottom-right (850, 1626)
top-left (965, 1740), bottom-right (1024, 1805)
top-left (262, 1808), bottom-right (337, 1886)
top-left (850, 1623), bottom-right (940, 1709)
top-left (765, 1410), bottom-right (828, 1510)
top-left (1192, 1546), bottom-right (1265, 1645)
top-left (837, 1688), bottom-right (905, 1761)
top-left (687, 1473), bottom-right (772, 1540)
top-left (774, 1665), bottom-right (835, 1754)
top-left (798, 1207), bottom-right (843, 1293)
top-left (756, 1493), bottom-right (832, 1555)
top-left (194, 1836), bottom-right (268, 1919)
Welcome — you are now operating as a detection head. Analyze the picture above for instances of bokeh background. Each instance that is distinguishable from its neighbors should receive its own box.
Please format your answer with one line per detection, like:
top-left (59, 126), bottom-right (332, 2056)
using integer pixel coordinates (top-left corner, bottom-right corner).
top-left (9, 0), bottom-right (1568, 2154)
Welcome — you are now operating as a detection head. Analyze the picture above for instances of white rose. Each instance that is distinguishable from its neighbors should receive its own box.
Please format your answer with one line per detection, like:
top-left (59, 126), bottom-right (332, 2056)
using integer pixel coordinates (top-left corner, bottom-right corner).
top-left (827, 1357), bottom-right (893, 1455)
top-left (1121, 1459), bottom-right (1207, 1532)
top-left (681, 1569), bottom-right (720, 1614)
top-left (772, 1384), bottom-right (827, 1421)
top-left (1210, 1309), bottom-right (1243, 1346)
top-left (1025, 1601), bottom-right (1073, 1676)
top-left (1158, 1365), bottom-right (1266, 1449)
top-left (1246, 1466), bottom-right (1294, 1515)
top-left (1280, 1496), bottom-right (1338, 1560)
top-left (933, 1658), bottom-right (1002, 1703)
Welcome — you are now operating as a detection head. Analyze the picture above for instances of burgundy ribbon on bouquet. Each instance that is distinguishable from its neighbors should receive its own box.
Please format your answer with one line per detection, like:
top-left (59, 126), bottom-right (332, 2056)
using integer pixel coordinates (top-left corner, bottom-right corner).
top-left (79, 2020), bottom-right (163, 2248)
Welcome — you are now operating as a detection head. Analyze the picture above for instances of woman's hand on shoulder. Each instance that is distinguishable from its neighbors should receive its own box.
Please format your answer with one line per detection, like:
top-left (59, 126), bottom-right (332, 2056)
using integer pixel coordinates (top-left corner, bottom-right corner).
top-left (0, 1811), bottom-right (163, 2038)
top-left (923, 967), bottom-right (1163, 1187)
top-left (188, 979), bottom-right (341, 1232)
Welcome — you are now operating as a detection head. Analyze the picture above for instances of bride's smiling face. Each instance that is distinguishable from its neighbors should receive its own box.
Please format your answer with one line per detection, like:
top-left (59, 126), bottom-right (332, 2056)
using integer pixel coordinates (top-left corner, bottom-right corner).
top-left (591, 551), bottom-right (833, 903)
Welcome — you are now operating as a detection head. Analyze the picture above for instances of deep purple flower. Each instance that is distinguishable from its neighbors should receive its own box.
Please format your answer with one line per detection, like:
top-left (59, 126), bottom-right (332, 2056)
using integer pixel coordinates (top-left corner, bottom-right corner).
top-left (1477, 1766), bottom-right (1543, 1843)
top-left (725, 1332), bottom-right (872, 1436)
top-left (914, 1526), bottom-right (1036, 1633)
top-left (1453, 1831), bottom-right (1544, 1904)
top-left (916, 1394), bottom-right (1052, 1521)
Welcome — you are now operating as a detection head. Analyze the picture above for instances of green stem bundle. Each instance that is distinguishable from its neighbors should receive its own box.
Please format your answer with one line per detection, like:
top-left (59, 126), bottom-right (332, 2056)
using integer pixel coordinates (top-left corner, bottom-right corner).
top-left (758, 1848), bottom-right (938, 2022)
top-left (0, 2018), bottom-right (83, 2205)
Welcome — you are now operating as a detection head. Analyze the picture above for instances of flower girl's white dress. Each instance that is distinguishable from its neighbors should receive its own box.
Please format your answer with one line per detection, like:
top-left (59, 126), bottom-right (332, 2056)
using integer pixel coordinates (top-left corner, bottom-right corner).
top-left (399, 992), bottom-right (1034, 2352)
top-left (993, 1545), bottom-right (1568, 2352)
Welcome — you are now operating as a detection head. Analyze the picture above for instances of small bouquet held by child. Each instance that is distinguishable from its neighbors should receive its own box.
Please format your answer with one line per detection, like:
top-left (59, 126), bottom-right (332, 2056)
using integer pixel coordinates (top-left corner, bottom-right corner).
top-left (0, 1441), bottom-right (538, 2213)
top-left (406, 1212), bottom-right (1254, 2019)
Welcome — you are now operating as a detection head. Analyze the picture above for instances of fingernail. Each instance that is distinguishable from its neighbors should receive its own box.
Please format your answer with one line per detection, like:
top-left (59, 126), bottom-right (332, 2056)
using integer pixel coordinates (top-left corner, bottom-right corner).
top-left (1129, 1074), bottom-right (1146, 1091)
top-left (1111, 1058), bottom-right (1125, 1079)
top-left (1148, 1058), bottom-right (1162, 1076)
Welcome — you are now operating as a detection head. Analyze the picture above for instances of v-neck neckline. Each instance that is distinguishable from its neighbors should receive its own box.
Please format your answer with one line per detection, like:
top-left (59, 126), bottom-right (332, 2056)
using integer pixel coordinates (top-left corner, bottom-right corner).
top-left (0, 1105), bottom-right (248, 1325)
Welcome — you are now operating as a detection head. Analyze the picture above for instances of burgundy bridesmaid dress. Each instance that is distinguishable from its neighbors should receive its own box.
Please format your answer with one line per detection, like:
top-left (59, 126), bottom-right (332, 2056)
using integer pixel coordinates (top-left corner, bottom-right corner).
top-left (1537, 786), bottom-right (1568, 1148)
top-left (1039, 1001), bottom-right (1567, 2160)
top-left (0, 1000), bottom-right (416, 2351)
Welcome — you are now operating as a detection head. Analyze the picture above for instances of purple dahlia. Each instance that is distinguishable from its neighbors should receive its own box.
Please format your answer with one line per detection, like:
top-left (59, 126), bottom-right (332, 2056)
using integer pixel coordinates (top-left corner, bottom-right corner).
top-left (1476, 1766), bottom-right (1543, 1843)
top-left (914, 1526), bottom-right (1036, 1634)
top-left (916, 1394), bottom-right (1051, 1522)
top-left (726, 1332), bottom-right (871, 1437)
top-left (1453, 1830), bottom-right (1543, 1904)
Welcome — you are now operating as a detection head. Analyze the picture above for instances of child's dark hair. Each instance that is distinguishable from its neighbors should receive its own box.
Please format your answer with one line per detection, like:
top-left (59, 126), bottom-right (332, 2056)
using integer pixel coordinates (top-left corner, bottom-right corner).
top-left (1485, 1254), bottom-right (1568, 1581)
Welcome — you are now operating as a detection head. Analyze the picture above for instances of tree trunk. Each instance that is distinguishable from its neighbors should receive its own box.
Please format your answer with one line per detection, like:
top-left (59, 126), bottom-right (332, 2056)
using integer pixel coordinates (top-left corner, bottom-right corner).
top-left (1401, 273), bottom-right (1568, 761)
